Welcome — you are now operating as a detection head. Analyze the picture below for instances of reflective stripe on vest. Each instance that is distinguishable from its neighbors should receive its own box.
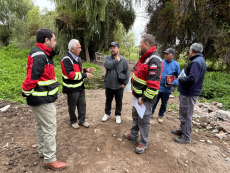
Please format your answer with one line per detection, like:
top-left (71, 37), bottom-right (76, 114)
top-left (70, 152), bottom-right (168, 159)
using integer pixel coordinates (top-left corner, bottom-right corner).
top-left (144, 88), bottom-right (158, 99)
top-left (131, 84), bottom-right (142, 94)
top-left (63, 81), bottom-right (83, 88)
top-left (62, 72), bottom-right (82, 80)
top-left (31, 87), bottom-right (58, 96)
top-left (132, 73), bottom-right (147, 85)
top-left (22, 89), bottom-right (34, 96)
top-left (38, 78), bottom-right (57, 86)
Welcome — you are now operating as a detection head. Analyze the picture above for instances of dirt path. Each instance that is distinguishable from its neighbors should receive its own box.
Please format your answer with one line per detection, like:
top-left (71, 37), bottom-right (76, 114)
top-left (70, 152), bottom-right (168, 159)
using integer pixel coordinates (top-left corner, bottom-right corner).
top-left (0, 91), bottom-right (230, 173)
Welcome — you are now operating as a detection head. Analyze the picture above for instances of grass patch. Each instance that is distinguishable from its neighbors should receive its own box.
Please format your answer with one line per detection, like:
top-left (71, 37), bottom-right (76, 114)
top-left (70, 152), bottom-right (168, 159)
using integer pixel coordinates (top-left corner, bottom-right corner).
top-left (167, 103), bottom-right (179, 111)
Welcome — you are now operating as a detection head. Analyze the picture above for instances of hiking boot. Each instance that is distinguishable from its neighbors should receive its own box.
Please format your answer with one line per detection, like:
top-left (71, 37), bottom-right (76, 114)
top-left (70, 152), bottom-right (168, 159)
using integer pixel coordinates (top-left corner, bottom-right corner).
top-left (79, 122), bottom-right (90, 128)
top-left (151, 114), bottom-right (158, 119)
top-left (171, 130), bottom-right (183, 136)
top-left (44, 160), bottom-right (67, 171)
top-left (123, 133), bottom-right (138, 144)
top-left (72, 123), bottom-right (79, 129)
top-left (135, 144), bottom-right (147, 154)
top-left (158, 117), bottom-right (163, 123)
top-left (174, 136), bottom-right (191, 144)
top-left (102, 114), bottom-right (110, 122)
top-left (115, 116), bottom-right (121, 124)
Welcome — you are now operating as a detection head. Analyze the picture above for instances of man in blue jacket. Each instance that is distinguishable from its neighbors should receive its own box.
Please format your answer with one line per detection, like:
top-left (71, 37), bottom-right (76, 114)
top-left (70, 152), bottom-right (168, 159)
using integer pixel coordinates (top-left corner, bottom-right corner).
top-left (172, 43), bottom-right (206, 144)
top-left (152, 48), bottom-right (180, 123)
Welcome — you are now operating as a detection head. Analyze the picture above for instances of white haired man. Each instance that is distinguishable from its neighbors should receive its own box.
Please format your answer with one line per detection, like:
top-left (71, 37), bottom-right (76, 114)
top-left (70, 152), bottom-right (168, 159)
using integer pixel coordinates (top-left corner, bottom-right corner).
top-left (172, 43), bottom-right (206, 144)
top-left (61, 39), bottom-right (96, 129)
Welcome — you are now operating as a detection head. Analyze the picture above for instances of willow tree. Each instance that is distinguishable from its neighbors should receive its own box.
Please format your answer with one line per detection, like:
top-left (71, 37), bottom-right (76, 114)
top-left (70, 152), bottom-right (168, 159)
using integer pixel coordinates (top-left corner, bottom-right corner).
top-left (0, 0), bottom-right (33, 45)
top-left (145, 0), bottom-right (230, 72)
top-left (52, 0), bottom-right (135, 61)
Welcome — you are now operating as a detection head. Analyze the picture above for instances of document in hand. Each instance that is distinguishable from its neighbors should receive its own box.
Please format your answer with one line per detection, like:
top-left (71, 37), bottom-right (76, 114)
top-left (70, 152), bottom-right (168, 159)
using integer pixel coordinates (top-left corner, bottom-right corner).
top-left (165, 75), bottom-right (175, 87)
top-left (132, 96), bottom-right (146, 119)
top-left (180, 69), bottom-right (186, 77)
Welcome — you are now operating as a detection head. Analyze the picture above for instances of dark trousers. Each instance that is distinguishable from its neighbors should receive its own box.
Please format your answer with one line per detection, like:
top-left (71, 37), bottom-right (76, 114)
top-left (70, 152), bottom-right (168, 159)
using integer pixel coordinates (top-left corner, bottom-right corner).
top-left (105, 87), bottom-right (124, 116)
top-left (67, 90), bottom-right (86, 124)
top-left (151, 92), bottom-right (171, 117)
top-left (179, 94), bottom-right (198, 140)
top-left (130, 101), bottom-right (152, 146)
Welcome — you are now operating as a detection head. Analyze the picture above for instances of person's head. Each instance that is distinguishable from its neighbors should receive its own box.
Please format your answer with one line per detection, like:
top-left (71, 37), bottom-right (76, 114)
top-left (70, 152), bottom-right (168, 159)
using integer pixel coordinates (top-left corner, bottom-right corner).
top-left (139, 34), bottom-right (155, 54)
top-left (163, 48), bottom-right (175, 62)
top-left (189, 43), bottom-right (203, 57)
top-left (109, 42), bottom-right (120, 56)
top-left (68, 39), bottom-right (81, 56)
top-left (36, 28), bottom-right (56, 49)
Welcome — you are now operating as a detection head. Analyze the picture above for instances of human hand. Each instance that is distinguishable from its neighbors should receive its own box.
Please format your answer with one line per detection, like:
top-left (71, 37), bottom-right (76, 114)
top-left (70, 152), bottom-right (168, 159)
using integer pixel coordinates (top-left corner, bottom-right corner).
top-left (120, 84), bottom-right (126, 89)
top-left (168, 84), bottom-right (173, 87)
top-left (116, 56), bottom-right (121, 61)
top-left (178, 76), bottom-right (181, 80)
top-left (87, 67), bottom-right (96, 73)
top-left (138, 97), bottom-right (143, 105)
top-left (86, 73), bottom-right (93, 79)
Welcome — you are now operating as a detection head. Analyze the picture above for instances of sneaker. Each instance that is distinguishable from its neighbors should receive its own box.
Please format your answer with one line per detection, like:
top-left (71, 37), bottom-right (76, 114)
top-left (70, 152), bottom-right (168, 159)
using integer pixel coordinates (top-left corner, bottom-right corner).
top-left (174, 136), bottom-right (191, 144)
top-left (123, 133), bottom-right (138, 144)
top-left (135, 144), bottom-right (147, 154)
top-left (115, 116), bottom-right (121, 124)
top-left (158, 117), bottom-right (163, 123)
top-left (171, 130), bottom-right (183, 136)
top-left (72, 123), bottom-right (79, 129)
top-left (79, 122), bottom-right (90, 128)
top-left (102, 114), bottom-right (110, 122)
top-left (151, 114), bottom-right (159, 119)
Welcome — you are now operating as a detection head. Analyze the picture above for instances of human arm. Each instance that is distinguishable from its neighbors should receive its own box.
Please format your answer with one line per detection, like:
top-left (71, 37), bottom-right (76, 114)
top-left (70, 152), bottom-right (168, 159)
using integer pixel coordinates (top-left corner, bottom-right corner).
top-left (142, 58), bottom-right (163, 103)
top-left (103, 55), bottom-right (119, 69)
top-left (178, 62), bottom-right (201, 88)
top-left (22, 54), bottom-right (46, 96)
top-left (172, 63), bottom-right (181, 86)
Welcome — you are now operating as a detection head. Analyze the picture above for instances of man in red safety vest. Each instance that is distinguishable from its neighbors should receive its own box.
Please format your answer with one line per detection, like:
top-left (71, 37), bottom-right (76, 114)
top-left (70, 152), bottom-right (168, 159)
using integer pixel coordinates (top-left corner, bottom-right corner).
top-left (123, 34), bottom-right (163, 154)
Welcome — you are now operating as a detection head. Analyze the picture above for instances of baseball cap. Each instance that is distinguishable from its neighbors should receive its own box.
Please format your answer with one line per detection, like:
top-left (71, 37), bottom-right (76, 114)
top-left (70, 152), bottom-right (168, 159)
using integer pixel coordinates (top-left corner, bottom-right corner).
top-left (109, 42), bottom-right (120, 48)
top-left (163, 48), bottom-right (175, 55)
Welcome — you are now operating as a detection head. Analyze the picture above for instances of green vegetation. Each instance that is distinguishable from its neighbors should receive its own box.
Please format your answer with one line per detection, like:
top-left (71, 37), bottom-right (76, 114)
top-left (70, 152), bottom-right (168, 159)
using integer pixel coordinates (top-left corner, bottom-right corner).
top-left (0, 44), bottom-right (102, 104)
top-left (167, 103), bottom-right (179, 111)
top-left (146, 0), bottom-right (230, 72)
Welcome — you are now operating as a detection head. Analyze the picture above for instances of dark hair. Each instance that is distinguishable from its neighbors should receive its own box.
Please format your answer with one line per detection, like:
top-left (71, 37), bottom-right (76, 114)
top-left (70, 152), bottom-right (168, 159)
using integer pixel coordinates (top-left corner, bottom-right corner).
top-left (36, 28), bottom-right (55, 43)
top-left (141, 34), bottom-right (155, 47)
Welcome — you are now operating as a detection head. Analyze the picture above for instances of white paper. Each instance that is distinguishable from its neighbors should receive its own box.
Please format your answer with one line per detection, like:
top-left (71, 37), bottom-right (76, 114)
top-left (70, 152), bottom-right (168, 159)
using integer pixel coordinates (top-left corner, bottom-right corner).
top-left (132, 96), bottom-right (146, 119)
top-left (180, 69), bottom-right (186, 77)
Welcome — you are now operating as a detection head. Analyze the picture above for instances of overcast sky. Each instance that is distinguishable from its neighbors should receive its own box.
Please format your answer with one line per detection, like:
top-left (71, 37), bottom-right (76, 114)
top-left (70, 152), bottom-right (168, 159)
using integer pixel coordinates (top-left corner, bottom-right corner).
top-left (33, 0), bottom-right (148, 46)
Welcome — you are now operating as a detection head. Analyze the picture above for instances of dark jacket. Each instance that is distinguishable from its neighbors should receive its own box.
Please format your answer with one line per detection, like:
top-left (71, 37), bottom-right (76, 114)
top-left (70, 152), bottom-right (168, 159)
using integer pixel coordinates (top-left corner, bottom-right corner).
top-left (61, 52), bottom-right (88, 93)
top-left (22, 43), bottom-right (59, 106)
top-left (103, 55), bottom-right (129, 90)
top-left (132, 46), bottom-right (163, 104)
top-left (178, 53), bottom-right (206, 96)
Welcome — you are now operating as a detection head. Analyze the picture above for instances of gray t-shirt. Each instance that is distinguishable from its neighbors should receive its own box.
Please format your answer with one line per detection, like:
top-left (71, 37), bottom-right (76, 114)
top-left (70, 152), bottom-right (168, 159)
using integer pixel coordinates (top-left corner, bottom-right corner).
top-left (103, 55), bottom-right (130, 90)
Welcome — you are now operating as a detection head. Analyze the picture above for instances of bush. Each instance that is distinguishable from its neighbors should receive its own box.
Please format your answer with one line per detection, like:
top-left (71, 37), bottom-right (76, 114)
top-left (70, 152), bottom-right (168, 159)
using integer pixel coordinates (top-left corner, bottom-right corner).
top-left (201, 72), bottom-right (230, 99)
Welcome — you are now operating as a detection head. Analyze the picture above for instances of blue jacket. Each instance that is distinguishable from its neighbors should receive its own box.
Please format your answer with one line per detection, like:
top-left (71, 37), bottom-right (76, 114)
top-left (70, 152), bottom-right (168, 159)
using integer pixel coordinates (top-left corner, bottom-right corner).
top-left (159, 59), bottom-right (180, 93)
top-left (178, 53), bottom-right (206, 96)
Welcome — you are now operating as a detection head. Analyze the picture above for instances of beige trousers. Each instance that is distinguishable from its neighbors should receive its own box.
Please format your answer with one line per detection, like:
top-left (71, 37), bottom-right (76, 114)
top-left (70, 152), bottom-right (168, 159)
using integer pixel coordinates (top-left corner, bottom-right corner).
top-left (30, 103), bottom-right (57, 163)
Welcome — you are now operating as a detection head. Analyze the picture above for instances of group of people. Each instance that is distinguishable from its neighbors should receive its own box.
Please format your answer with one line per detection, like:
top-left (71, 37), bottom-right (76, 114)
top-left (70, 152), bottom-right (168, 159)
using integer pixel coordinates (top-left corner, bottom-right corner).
top-left (22, 28), bottom-right (206, 171)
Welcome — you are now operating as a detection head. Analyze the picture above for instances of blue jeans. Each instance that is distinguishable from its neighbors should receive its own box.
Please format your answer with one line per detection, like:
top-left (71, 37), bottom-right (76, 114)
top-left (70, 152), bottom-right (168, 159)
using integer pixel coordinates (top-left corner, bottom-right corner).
top-left (151, 92), bottom-right (171, 117)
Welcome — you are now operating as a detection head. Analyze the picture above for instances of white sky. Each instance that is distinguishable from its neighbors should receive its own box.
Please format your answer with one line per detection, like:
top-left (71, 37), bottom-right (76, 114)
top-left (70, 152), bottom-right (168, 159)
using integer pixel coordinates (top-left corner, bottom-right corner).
top-left (33, 0), bottom-right (148, 46)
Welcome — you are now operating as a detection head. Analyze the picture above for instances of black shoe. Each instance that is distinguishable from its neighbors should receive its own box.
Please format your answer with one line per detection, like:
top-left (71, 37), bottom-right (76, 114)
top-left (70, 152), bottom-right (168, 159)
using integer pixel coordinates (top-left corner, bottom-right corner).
top-left (174, 136), bottom-right (191, 144)
top-left (171, 130), bottom-right (183, 136)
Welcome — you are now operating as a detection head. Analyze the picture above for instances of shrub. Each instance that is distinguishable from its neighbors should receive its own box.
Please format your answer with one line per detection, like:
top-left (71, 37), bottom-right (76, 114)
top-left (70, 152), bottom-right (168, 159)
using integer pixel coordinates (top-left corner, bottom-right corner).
top-left (201, 72), bottom-right (230, 99)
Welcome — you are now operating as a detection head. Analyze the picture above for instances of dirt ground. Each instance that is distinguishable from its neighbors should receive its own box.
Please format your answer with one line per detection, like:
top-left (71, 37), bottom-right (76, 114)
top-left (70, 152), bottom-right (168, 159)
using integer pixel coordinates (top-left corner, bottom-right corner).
top-left (0, 63), bottom-right (230, 173)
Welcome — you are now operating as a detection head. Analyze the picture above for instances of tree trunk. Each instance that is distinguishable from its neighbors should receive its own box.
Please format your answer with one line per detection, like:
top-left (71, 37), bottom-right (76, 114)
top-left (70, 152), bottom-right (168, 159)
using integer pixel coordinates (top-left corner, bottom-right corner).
top-left (85, 46), bottom-right (90, 62)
